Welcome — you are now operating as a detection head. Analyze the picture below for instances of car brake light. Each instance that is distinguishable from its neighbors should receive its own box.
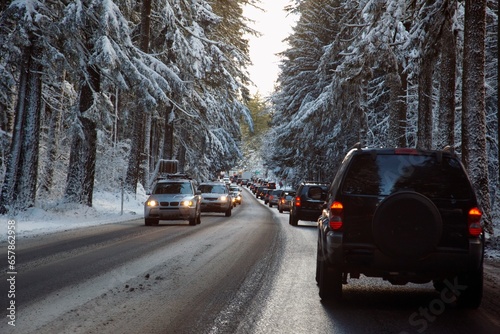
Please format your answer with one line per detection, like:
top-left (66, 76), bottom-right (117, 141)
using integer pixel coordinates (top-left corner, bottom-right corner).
top-left (329, 201), bottom-right (343, 230)
top-left (468, 207), bottom-right (482, 237)
top-left (395, 148), bottom-right (419, 155)
top-left (295, 196), bottom-right (301, 207)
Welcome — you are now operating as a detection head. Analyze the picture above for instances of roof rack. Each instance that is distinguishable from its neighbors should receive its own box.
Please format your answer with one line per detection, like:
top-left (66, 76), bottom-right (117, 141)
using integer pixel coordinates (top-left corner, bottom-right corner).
top-left (350, 142), bottom-right (363, 150)
top-left (157, 173), bottom-right (191, 180)
top-left (302, 180), bottom-right (328, 185)
top-left (442, 145), bottom-right (454, 154)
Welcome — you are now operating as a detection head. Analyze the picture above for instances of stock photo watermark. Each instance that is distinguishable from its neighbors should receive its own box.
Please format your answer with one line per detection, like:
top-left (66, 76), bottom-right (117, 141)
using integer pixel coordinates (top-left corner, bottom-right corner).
top-left (6, 219), bottom-right (17, 327)
top-left (400, 277), bottom-right (468, 333)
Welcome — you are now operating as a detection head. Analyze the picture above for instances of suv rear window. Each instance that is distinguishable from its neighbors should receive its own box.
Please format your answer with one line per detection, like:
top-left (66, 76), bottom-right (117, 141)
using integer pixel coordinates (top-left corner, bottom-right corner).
top-left (342, 153), bottom-right (472, 199)
top-left (307, 186), bottom-right (327, 200)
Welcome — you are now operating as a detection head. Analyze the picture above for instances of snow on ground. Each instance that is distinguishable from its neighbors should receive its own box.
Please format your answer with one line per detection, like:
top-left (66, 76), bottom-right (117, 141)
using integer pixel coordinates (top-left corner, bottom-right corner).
top-left (1, 188), bottom-right (500, 260)
top-left (1, 189), bottom-right (148, 242)
top-left (486, 227), bottom-right (500, 260)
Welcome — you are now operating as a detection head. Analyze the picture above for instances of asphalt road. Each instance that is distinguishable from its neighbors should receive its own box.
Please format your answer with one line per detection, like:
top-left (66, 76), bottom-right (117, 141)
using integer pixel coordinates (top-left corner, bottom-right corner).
top-left (1, 188), bottom-right (500, 333)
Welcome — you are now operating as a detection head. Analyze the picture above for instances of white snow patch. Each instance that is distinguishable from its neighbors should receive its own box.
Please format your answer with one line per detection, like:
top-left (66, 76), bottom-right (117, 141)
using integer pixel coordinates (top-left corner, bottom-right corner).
top-left (1, 189), bottom-right (148, 242)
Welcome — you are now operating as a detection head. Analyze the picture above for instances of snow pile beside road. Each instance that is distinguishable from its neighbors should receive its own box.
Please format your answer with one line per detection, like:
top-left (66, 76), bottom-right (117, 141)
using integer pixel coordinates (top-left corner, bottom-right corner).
top-left (0, 188), bottom-right (148, 242)
top-left (486, 231), bottom-right (500, 260)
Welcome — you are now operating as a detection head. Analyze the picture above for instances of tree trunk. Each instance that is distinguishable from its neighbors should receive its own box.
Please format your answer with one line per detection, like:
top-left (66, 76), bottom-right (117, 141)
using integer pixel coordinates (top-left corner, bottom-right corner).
top-left (64, 67), bottom-right (99, 206)
top-left (164, 106), bottom-right (175, 159)
top-left (0, 37), bottom-right (42, 213)
top-left (387, 69), bottom-right (407, 148)
top-left (416, 57), bottom-right (435, 149)
top-left (436, 3), bottom-right (457, 150)
top-left (461, 0), bottom-right (492, 235)
top-left (436, 1), bottom-right (457, 149)
top-left (125, 106), bottom-right (144, 193)
top-left (142, 112), bottom-right (152, 187)
top-left (40, 71), bottom-right (65, 195)
top-left (140, 0), bottom-right (152, 187)
top-left (177, 124), bottom-right (186, 173)
top-left (125, 0), bottom-right (152, 193)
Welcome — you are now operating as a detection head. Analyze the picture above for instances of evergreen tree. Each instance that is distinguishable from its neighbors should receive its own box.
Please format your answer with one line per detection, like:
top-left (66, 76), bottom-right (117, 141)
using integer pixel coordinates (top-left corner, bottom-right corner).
top-left (461, 0), bottom-right (492, 235)
top-left (0, 1), bottom-right (58, 212)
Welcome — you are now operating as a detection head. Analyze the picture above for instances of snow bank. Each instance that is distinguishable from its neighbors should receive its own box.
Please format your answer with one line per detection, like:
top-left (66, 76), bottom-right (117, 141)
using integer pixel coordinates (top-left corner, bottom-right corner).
top-left (1, 189), bottom-right (148, 242)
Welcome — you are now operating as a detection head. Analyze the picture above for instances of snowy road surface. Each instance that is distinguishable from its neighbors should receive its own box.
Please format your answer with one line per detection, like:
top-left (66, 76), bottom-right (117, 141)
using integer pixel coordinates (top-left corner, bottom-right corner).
top-left (1, 189), bottom-right (500, 333)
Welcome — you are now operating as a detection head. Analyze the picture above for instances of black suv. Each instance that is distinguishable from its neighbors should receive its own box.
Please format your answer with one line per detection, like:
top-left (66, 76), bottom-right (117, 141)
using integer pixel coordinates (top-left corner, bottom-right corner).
top-left (316, 146), bottom-right (484, 308)
top-left (289, 182), bottom-right (328, 226)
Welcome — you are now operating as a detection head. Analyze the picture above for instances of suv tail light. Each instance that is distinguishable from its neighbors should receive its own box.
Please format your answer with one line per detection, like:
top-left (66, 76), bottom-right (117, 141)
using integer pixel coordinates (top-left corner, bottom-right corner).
top-left (468, 207), bottom-right (482, 237)
top-left (295, 196), bottom-right (301, 207)
top-left (329, 201), bottom-right (343, 230)
top-left (395, 148), bottom-right (419, 155)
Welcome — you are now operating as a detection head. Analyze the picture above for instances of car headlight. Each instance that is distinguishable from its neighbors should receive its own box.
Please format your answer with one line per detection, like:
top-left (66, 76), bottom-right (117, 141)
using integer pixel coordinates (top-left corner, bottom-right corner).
top-left (220, 195), bottom-right (228, 202)
top-left (181, 200), bottom-right (194, 207)
top-left (147, 200), bottom-right (158, 207)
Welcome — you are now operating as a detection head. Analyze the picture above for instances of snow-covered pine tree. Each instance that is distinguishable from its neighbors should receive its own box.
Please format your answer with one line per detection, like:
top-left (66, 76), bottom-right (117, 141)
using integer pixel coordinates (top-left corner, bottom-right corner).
top-left (0, 2), bottom-right (52, 213)
top-left (436, 0), bottom-right (458, 150)
top-left (461, 0), bottom-right (492, 235)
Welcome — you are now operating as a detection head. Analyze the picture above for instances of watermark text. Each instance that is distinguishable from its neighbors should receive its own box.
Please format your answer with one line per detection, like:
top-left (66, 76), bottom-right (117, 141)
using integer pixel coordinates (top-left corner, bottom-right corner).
top-left (6, 219), bottom-right (17, 326)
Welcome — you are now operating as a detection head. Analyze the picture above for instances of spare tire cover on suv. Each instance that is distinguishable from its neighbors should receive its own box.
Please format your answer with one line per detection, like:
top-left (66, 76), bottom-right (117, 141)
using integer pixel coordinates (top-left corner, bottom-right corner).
top-left (372, 191), bottom-right (442, 260)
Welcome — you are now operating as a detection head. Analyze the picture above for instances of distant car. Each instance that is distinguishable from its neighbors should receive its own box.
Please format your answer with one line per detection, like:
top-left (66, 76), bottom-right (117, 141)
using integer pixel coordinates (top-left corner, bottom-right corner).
top-left (289, 182), bottom-right (329, 226)
top-left (264, 189), bottom-right (273, 204)
top-left (268, 189), bottom-right (283, 208)
top-left (256, 186), bottom-right (268, 200)
top-left (198, 182), bottom-right (232, 217)
top-left (229, 185), bottom-right (242, 205)
top-left (278, 190), bottom-right (296, 213)
top-left (144, 175), bottom-right (201, 226)
top-left (266, 182), bottom-right (276, 189)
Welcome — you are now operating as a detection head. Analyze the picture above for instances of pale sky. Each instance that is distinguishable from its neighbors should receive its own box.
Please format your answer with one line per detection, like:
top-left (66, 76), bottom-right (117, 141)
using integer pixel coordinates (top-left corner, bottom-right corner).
top-left (244, 1), bottom-right (297, 96)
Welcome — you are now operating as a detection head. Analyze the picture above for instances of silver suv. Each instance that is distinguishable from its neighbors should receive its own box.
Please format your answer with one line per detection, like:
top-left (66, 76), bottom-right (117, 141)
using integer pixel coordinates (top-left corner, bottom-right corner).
top-left (144, 176), bottom-right (201, 226)
top-left (198, 182), bottom-right (233, 217)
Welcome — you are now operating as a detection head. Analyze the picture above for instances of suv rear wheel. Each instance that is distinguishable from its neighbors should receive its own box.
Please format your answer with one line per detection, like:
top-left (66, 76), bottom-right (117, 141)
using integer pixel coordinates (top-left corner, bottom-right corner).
top-left (318, 260), bottom-right (342, 301)
top-left (289, 211), bottom-right (298, 226)
top-left (457, 264), bottom-right (484, 309)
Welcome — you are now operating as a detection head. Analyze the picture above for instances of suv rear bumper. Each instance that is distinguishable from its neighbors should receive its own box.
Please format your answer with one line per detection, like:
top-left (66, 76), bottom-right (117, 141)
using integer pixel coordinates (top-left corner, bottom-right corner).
top-left (295, 208), bottom-right (322, 221)
top-left (324, 231), bottom-right (483, 278)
